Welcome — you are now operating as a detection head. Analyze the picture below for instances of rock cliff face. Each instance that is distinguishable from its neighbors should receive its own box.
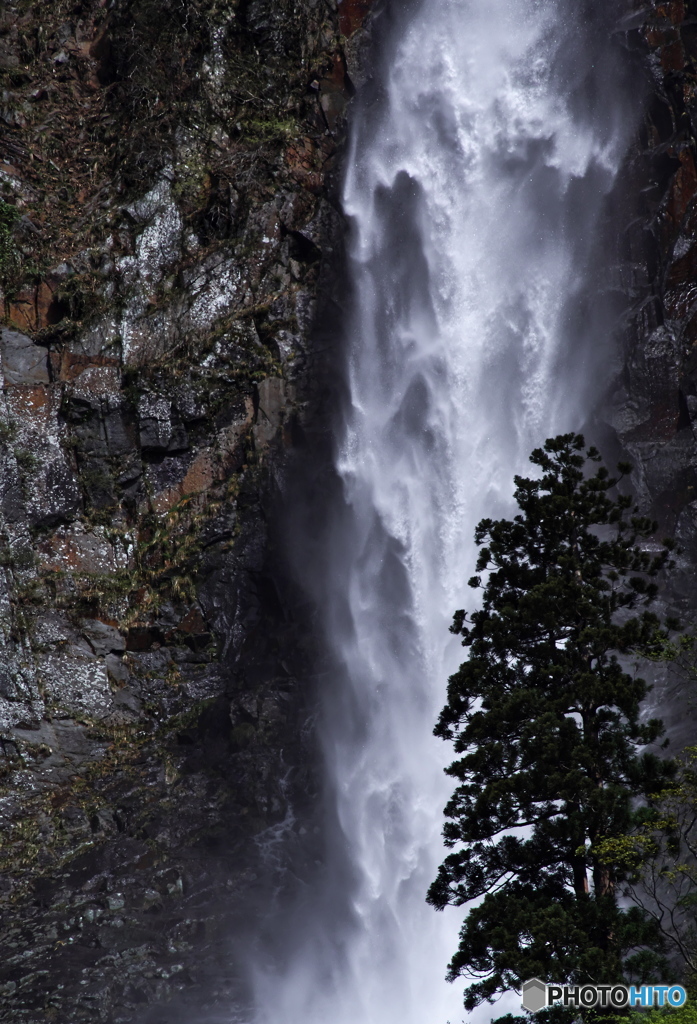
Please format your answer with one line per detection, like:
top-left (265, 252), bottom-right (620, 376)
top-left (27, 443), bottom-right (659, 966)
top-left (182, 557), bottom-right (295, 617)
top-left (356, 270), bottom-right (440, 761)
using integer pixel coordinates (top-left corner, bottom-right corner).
top-left (0, 1), bottom-right (373, 1020)
top-left (612, 0), bottom-right (697, 747)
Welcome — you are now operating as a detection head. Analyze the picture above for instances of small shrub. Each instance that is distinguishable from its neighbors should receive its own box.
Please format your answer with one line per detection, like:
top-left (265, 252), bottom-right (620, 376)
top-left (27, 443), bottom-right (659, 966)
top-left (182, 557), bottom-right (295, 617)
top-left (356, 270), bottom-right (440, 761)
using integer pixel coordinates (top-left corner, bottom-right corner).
top-left (0, 420), bottom-right (18, 444)
top-left (0, 199), bottom-right (21, 294)
top-left (15, 448), bottom-right (38, 472)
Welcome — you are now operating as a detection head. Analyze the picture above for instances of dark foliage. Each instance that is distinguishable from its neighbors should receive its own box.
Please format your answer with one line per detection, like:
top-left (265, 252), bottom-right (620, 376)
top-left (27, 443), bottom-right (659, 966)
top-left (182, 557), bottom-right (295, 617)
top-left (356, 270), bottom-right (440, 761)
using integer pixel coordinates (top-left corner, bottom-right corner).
top-left (428, 433), bottom-right (676, 1009)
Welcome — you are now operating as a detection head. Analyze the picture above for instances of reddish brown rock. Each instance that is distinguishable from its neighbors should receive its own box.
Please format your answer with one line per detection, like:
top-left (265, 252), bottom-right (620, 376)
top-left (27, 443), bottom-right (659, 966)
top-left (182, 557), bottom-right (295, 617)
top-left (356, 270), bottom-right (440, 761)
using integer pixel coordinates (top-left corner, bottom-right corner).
top-left (54, 350), bottom-right (120, 382)
top-left (665, 148), bottom-right (697, 230)
top-left (339, 0), bottom-right (373, 37)
top-left (6, 280), bottom-right (58, 334)
top-left (177, 606), bottom-right (207, 636)
top-left (37, 523), bottom-right (126, 573)
top-left (319, 53), bottom-right (352, 128)
top-left (285, 137), bottom-right (325, 192)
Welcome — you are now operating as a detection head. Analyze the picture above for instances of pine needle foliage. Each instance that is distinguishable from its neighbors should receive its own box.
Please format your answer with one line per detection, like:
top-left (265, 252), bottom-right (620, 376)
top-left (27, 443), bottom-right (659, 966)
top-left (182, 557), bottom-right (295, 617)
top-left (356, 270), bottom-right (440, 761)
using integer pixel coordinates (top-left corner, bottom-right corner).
top-left (428, 433), bottom-right (677, 1010)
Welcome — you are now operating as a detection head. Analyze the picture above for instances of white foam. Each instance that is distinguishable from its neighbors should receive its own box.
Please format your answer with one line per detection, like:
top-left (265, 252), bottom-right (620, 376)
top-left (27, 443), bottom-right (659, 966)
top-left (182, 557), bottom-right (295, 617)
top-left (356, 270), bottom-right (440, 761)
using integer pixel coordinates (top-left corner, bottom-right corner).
top-left (251, 1), bottom-right (639, 1022)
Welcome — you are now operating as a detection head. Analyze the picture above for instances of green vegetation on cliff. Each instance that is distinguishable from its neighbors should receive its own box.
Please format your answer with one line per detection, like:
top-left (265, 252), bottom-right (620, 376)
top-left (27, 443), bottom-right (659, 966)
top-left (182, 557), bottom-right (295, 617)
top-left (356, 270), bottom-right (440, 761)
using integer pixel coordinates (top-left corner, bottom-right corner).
top-left (0, 0), bottom-right (357, 1017)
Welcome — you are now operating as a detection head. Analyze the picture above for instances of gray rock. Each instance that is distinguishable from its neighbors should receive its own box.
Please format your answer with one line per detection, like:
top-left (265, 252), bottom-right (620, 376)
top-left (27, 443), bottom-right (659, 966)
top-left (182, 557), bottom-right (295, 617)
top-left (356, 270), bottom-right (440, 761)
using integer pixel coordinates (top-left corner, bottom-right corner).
top-left (55, 22), bottom-right (74, 45)
top-left (254, 377), bottom-right (286, 446)
top-left (112, 685), bottom-right (141, 713)
top-left (29, 457), bottom-right (82, 528)
top-left (0, 40), bottom-right (19, 72)
top-left (296, 198), bottom-right (344, 254)
top-left (344, 26), bottom-right (372, 91)
top-left (90, 808), bottom-right (117, 834)
top-left (81, 619), bottom-right (126, 656)
top-left (0, 664), bottom-right (19, 701)
top-left (104, 406), bottom-right (133, 456)
top-left (173, 385), bottom-right (208, 423)
top-left (38, 652), bottom-right (112, 719)
top-left (33, 612), bottom-right (77, 648)
top-left (138, 393), bottom-right (172, 451)
top-left (105, 653), bottom-right (130, 685)
top-left (0, 329), bottom-right (49, 387)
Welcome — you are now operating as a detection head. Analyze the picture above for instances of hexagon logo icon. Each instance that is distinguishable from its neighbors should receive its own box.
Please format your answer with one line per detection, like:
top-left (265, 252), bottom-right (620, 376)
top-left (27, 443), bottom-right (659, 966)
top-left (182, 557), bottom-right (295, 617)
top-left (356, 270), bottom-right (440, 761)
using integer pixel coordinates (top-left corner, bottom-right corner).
top-left (521, 978), bottom-right (547, 1013)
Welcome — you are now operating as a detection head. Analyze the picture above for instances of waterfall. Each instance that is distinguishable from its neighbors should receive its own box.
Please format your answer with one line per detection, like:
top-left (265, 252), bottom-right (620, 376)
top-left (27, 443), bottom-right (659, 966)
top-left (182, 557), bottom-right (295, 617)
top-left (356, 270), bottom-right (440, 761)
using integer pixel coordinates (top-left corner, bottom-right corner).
top-left (251, 1), bottom-right (641, 1021)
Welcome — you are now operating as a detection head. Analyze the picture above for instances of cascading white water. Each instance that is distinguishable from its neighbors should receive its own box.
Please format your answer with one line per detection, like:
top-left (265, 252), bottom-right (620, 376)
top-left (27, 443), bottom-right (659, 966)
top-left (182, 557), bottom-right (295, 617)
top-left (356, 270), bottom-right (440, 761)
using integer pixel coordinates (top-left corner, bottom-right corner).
top-left (251, 1), bottom-right (640, 1021)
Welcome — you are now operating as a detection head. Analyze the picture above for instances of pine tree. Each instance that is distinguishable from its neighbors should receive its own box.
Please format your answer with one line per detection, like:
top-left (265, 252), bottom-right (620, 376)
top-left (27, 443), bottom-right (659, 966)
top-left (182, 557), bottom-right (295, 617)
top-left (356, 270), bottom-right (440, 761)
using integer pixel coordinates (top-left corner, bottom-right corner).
top-left (428, 433), bottom-right (676, 1010)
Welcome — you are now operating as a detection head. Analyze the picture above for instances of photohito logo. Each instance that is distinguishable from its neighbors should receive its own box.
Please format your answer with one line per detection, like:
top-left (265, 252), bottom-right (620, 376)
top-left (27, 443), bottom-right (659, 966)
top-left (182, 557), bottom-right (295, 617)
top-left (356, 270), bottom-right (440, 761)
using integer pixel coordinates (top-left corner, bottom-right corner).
top-left (521, 979), bottom-right (687, 1011)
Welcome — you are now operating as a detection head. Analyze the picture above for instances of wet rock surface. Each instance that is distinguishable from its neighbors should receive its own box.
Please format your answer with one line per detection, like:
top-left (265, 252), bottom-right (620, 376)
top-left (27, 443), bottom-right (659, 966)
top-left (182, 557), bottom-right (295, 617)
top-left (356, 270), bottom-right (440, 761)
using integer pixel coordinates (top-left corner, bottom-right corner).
top-left (611, 0), bottom-right (697, 748)
top-left (0, 0), bottom-right (374, 1020)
